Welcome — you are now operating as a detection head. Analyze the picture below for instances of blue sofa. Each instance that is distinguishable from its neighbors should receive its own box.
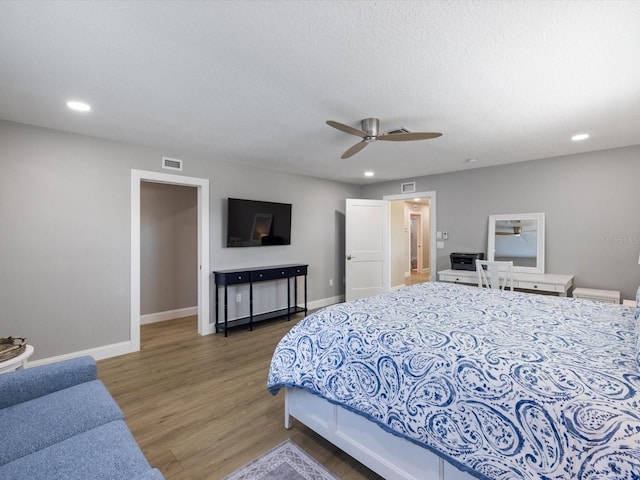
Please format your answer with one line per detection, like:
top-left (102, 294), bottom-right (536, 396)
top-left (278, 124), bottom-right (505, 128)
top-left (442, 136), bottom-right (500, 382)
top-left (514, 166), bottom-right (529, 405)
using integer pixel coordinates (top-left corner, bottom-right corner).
top-left (0, 356), bottom-right (164, 480)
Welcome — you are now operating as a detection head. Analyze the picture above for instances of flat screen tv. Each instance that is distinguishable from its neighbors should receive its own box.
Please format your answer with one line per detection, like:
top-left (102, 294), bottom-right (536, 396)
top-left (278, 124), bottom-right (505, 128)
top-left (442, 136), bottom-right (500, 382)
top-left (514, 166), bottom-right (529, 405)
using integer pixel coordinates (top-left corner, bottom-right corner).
top-left (226, 198), bottom-right (292, 247)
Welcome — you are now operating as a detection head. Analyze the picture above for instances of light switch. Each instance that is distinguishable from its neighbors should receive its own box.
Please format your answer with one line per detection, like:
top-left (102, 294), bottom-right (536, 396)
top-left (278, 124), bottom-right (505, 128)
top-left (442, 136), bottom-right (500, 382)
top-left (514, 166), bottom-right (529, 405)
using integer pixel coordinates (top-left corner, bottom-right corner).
top-left (442, 232), bottom-right (448, 240)
top-left (436, 231), bottom-right (442, 239)
top-left (436, 241), bottom-right (445, 249)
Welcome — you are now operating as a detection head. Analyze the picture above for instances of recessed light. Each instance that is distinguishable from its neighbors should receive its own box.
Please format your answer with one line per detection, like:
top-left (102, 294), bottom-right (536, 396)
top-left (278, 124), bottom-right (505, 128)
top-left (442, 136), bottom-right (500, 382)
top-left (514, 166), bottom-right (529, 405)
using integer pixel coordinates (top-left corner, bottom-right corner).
top-left (465, 158), bottom-right (478, 163)
top-left (571, 133), bottom-right (589, 141)
top-left (414, 198), bottom-right (421, 202)
top-left (66, 101), bottom-right (91, 112)
top-left (364, 171), bottom-right (374, 177)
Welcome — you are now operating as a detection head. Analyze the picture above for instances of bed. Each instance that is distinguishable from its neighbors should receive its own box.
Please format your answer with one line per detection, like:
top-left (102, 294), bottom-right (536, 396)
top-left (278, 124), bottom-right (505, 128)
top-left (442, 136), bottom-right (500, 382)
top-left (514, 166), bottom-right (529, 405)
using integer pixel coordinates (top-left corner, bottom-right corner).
top-left (267, 282), bottom-right (640, 480)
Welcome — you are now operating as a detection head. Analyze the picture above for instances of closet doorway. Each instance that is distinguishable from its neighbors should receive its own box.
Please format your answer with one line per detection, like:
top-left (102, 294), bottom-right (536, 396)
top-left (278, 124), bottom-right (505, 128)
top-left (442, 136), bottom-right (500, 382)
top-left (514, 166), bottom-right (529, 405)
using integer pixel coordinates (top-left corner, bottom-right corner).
top-left (140, 182), bottom-right (198, 349)
top-left (130, 170), bottom-right (210, 353)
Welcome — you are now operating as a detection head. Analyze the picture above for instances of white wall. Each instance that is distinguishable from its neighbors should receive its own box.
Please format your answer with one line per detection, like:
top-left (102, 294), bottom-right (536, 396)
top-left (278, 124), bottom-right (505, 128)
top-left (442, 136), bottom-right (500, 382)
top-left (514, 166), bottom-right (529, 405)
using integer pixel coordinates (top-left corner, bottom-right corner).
top-left (0, 120), bottom-right (358, 360)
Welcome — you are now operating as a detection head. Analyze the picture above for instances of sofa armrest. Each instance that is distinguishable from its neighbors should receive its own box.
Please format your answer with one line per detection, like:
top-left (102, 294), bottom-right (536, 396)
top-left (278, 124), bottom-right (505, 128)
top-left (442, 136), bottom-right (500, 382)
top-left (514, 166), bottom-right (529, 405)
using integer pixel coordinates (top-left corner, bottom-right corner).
top-left (0, 356), bottom-right (97, 409)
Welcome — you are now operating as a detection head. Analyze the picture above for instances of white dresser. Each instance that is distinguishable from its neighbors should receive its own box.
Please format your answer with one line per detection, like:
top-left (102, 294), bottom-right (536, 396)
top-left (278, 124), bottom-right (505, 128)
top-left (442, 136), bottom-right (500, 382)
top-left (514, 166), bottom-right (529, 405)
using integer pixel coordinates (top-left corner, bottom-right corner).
top-left (437, 269), bottom-right (574, 296)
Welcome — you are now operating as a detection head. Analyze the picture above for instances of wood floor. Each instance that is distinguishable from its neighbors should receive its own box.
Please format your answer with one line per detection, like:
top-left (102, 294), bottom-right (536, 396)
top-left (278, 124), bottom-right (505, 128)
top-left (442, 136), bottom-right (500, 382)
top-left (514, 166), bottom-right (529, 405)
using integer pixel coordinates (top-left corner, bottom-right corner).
top-left (98, 315), bottom-right (383, 480)
top-left (405, 271), bottom-right (430, 285)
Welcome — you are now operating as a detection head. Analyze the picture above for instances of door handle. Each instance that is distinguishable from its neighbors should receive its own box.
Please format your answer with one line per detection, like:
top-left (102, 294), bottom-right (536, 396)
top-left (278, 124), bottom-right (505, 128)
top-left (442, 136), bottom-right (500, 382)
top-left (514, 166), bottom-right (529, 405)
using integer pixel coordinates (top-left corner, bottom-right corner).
top-left (346, 255), bottom-right (355, 260)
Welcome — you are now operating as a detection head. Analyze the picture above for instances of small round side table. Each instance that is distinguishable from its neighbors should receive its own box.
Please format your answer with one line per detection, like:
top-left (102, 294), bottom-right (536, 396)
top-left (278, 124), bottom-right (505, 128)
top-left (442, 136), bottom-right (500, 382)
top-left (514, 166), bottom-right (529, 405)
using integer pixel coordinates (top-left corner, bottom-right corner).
top-left (0, 345), bottom-right (34, 374)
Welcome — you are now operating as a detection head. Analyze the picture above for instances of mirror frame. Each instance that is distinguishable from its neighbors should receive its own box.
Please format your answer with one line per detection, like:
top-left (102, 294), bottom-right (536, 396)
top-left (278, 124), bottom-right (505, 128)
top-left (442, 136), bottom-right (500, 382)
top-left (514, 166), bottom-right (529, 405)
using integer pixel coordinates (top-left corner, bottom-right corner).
top-left (488, 212), bottom-right (545, 274)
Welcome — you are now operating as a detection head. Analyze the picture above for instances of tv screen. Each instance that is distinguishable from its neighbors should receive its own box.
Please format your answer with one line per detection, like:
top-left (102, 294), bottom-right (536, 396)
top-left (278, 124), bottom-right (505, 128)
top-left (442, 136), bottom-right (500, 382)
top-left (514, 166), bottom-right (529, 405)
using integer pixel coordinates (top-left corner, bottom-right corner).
top-left (226, 198), bottom-right (292, 247)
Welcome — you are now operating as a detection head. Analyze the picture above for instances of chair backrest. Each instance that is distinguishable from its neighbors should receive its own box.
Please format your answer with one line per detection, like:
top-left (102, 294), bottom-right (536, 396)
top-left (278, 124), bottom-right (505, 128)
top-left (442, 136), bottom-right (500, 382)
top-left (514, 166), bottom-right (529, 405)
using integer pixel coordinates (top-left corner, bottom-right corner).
top-left (475, 259), bottom-right (514, 291)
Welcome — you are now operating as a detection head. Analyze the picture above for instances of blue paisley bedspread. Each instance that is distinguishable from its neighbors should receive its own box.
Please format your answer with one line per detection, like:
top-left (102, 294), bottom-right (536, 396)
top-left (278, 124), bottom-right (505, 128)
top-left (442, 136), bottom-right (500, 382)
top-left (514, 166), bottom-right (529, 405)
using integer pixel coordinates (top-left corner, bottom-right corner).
top-left (267, 282), bottom-right (640, 480)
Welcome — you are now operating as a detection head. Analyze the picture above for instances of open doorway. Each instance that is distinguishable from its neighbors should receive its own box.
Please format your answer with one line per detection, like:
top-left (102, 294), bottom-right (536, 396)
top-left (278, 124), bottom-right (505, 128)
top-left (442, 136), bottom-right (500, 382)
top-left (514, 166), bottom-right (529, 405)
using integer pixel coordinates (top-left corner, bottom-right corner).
top-left (406, 200), bottom-right (430, 285)
top-left (385, 192), bottom-right (435, 290)
top-left (140, 182), bottom-right (198, 349)
top-left (130, 170), bottom-right (210, 353)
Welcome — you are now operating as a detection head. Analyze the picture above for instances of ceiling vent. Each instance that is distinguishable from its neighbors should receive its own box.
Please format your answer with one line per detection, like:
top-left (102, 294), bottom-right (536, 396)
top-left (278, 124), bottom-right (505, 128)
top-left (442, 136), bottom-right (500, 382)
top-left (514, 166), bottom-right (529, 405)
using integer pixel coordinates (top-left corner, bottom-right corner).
top-left (385, 127), bottom-right (411, 135)
top-left (162, 157), bottom-right (183, 171)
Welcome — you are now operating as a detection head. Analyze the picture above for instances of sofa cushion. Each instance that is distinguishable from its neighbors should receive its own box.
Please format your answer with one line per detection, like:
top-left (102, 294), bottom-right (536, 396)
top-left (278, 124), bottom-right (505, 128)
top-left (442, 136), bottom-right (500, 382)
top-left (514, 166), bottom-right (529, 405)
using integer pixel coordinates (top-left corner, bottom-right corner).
top-left (0, 420), bottom-right (155, 480)
top-left (0, 356), bottom-right (96, 409)
top-left (0, 380), bottom-right (124, 465)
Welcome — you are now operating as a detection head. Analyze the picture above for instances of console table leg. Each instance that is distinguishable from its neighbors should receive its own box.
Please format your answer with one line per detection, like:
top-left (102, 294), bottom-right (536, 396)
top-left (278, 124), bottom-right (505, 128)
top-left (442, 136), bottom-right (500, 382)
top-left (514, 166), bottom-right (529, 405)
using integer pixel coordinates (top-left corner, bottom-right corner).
top-left (294, 276), bottom-right (298, 315)
top-left (287, 277), bottom-right (291, 321)
top-left (249, 281), bottom-right (254, 331)
top-left (224, 285), bottom-right (228, 338)
top-left (215, 285), bottom-right (219, 334)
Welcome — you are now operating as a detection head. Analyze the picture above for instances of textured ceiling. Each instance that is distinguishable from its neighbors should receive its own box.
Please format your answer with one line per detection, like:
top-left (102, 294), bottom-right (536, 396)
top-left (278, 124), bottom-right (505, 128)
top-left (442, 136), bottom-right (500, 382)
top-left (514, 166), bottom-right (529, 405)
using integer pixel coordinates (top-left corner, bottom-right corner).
top-left (1, 0), bottom-right (639, 185)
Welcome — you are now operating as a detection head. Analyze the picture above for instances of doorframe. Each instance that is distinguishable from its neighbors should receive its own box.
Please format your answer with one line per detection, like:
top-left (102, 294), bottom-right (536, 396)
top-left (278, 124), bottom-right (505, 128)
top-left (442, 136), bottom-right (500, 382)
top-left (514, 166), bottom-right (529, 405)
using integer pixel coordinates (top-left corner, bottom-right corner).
top-left (384, 191), bottom-right (436, 281)
top-left (130, 169), bottom-right (211, 352)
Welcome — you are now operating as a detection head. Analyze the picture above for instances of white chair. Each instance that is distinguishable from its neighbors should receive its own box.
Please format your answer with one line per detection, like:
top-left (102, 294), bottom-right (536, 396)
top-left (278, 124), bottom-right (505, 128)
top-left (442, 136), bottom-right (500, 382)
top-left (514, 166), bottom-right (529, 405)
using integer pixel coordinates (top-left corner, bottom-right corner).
top-left (475, 259), bottom-right (514, 291)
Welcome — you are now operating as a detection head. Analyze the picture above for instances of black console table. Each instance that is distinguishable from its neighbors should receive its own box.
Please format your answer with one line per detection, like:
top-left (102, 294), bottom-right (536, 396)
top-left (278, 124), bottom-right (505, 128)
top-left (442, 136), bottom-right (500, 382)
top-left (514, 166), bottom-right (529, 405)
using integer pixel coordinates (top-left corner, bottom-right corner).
top-left (213, 264), bottom-right (308, 336)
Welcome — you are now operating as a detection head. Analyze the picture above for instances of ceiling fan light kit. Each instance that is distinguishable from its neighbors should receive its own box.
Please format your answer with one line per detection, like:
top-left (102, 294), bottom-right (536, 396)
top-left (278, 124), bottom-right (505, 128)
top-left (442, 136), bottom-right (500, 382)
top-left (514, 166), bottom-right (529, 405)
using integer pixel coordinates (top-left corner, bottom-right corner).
top-left (326, 118), bottom-right (442, 159)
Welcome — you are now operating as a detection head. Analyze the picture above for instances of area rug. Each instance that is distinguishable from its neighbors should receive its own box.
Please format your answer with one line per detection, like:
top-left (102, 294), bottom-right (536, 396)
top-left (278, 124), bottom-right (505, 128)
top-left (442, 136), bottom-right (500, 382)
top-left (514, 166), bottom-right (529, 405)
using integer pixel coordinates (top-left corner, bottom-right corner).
top-left (224, 439), bottom-right (340, 480)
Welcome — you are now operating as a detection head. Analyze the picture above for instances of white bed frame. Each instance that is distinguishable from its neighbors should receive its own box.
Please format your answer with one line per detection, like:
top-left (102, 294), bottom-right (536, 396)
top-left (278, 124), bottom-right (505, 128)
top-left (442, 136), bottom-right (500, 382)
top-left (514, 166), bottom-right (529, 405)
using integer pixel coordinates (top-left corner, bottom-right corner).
top-left (284, 387), bottom-right (477, 480)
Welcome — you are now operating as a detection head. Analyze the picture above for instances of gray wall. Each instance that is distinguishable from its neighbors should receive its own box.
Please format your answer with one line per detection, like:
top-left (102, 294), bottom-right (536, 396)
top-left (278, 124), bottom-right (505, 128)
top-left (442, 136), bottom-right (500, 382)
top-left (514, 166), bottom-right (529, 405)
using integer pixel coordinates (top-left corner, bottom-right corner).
top-left (360, 145), bottom-right (640, 300)
top-left (140, 182), bottom-right (197, 316)
top-left (0, 120), bottom-right (358, 359)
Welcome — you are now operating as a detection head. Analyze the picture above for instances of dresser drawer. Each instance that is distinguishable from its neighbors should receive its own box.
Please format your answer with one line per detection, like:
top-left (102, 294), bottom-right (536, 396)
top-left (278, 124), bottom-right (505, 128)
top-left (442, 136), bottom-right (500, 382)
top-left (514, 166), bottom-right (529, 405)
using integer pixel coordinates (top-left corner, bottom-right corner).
top-left (517, 281), bottom-right (559, 292)
top-left (439, 273), bottom-right (476, 283)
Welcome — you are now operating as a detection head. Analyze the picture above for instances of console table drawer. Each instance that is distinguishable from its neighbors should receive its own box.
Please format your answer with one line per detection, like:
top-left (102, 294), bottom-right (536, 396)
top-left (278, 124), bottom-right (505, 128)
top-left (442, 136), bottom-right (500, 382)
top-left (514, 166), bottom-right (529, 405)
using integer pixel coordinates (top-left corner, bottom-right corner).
top-left (288, 265), bottom-right (308, 276)
top-left (251, 268), bottom-right (289, 282)
top-left (518, 281), bottom-right (562, 293)
top-left (519, 281), bottom-right (547, 291)
top-left (215, 271), bottom-right (250, 285)
top-left (439, 273), bottom-right (476, 284)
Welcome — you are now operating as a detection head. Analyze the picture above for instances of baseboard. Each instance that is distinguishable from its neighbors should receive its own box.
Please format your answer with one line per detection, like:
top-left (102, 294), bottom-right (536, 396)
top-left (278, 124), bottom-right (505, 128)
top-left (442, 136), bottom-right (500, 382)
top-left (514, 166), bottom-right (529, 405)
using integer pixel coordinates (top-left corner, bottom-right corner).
top-left (306, 295), bottom-right (344, 311)
top-left (390, 284), bottom-right (406, 291)
top-left (141, 306), bottom-right (198, 325)
top-left (28, 297), bottom-right (343, 368)
top-left (27, 341), bottom-right (132, 368)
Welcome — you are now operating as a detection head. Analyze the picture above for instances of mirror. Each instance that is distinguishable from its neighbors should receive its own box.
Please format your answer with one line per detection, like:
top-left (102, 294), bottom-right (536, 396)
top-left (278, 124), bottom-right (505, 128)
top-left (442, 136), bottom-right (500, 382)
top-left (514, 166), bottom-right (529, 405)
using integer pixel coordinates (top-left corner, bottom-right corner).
top-left (488, 213), bottom-right (545, 274)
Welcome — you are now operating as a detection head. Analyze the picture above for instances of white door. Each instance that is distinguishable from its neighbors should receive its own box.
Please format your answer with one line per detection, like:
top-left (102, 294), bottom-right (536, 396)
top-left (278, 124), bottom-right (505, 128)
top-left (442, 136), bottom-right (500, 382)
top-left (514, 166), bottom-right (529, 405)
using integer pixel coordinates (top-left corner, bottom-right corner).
top-left (345, 199), bottom-right (389, 301)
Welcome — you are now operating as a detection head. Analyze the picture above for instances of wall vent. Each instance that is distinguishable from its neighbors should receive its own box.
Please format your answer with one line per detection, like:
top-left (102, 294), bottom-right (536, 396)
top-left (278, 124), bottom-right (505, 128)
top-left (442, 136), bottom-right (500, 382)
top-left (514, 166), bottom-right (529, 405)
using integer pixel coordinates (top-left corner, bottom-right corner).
top-left (162, 157), bottom-right (183, 171)
top-left (401, 182), bottom-right (416, 193)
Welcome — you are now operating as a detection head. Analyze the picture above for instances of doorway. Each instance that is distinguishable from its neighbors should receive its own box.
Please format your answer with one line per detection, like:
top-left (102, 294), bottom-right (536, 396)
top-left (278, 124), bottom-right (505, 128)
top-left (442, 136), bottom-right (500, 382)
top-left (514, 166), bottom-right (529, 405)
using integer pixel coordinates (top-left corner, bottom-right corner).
top-left (385, 191), bottom-right (435, 289)
top-left (345, 192), bottom-right (436, 298)
top-left (130, 170), bottom-right (210, 353)
top-left (140, 182), bottom-right (198, 348)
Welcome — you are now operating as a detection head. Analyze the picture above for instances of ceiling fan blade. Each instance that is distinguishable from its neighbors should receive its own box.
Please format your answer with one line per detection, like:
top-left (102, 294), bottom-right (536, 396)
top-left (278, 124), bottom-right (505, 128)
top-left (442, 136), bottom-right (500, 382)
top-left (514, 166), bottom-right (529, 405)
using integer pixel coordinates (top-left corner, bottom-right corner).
top-left (341, 141), bottom-right (368, 159)
top-left (326, 120), bottom-right (367, 138)
top-left (378, 132), bottom-right (442, 141)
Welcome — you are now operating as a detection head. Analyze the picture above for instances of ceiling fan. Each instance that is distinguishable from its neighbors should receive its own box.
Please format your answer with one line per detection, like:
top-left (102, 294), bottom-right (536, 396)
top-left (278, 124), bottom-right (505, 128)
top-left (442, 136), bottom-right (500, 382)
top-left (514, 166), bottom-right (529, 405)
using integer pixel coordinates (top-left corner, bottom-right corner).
top-left (496, 226), bottom-right (524, 236)
top-left (326, 118), bottom-right (442, 159)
